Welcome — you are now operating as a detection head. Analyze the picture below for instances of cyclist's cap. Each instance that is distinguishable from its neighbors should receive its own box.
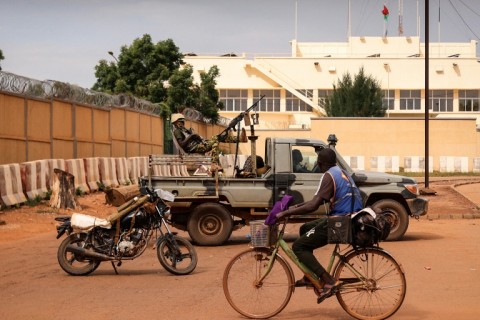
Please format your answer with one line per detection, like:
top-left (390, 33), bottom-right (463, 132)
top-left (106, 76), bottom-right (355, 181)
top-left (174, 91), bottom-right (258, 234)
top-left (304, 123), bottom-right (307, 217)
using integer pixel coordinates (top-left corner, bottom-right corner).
top-left (317, 148), bottom-right (336, 166)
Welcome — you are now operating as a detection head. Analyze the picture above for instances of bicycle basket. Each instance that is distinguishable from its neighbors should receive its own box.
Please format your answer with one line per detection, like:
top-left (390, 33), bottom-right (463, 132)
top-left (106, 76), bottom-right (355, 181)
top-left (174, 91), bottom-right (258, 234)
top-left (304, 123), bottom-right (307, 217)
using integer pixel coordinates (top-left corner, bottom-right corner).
top-left (327, 215), bottom-right (352, 244)
top-left (250, 221), bottom-right (278, 248)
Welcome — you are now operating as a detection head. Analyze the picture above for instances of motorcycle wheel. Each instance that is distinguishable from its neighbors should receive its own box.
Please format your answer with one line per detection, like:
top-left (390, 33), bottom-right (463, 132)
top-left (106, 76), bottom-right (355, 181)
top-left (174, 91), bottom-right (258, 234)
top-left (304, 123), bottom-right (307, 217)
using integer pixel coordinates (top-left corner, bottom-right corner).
top-left (157, 235), bottom-right (197, 275)
top-left (57, 233), bottom-right (101, 276)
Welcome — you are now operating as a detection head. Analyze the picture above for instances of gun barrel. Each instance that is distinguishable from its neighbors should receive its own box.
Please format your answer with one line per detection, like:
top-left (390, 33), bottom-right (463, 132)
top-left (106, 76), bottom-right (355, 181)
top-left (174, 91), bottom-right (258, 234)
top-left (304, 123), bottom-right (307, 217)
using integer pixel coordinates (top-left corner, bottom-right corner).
top-left (220, 95), bottom-right (265, 135)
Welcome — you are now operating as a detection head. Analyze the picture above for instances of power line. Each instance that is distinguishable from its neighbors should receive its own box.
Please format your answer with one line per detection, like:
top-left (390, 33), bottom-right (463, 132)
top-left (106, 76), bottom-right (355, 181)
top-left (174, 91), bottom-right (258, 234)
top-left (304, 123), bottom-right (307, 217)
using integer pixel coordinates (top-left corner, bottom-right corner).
top-left (457, 0), bottom-right (480, 17)
top-left (448, 0), bottom-right (480, 40)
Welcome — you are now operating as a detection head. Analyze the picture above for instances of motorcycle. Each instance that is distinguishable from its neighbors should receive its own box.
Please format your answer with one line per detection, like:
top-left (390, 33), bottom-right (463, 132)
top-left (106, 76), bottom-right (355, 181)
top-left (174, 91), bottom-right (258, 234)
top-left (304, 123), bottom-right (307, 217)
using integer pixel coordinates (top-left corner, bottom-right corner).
top-left (54, 186), bottom-right (197, 276)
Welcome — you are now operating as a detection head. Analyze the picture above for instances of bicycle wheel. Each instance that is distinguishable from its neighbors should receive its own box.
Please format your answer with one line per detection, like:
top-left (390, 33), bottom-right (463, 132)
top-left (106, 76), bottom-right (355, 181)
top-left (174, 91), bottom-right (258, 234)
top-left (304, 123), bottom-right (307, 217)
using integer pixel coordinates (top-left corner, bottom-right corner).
top-left (334, 247), bottom-right (406, 320)
top-left (223, 248), bottom-right (294, 319)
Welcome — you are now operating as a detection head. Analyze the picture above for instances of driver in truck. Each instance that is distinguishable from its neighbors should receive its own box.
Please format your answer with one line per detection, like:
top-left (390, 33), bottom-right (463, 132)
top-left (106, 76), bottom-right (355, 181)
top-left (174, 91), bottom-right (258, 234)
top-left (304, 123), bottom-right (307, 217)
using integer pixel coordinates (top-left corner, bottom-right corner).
top-left (273, 148), bottom-right (363, 299)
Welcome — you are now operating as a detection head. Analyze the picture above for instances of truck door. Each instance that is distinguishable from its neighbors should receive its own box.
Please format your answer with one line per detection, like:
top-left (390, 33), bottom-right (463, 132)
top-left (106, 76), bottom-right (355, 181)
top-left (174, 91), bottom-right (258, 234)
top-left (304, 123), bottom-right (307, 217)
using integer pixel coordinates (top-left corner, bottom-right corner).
top-left (287, 145), bottom-right (326, 215)
top-left (272, 142), bottom-right (291, 203)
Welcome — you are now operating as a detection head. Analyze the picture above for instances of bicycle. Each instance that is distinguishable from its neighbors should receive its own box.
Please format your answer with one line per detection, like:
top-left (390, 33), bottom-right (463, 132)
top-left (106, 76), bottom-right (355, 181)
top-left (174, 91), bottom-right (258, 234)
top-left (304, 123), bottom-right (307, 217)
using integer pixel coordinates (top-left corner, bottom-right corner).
top-left (223, 218), bottom-right (406, 319)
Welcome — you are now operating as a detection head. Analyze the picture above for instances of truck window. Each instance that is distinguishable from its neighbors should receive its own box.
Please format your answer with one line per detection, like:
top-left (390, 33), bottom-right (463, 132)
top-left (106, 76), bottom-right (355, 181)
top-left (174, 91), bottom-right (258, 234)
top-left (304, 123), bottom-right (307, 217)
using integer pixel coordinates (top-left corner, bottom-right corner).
top-left (292, 146), bottom-right (318, 173)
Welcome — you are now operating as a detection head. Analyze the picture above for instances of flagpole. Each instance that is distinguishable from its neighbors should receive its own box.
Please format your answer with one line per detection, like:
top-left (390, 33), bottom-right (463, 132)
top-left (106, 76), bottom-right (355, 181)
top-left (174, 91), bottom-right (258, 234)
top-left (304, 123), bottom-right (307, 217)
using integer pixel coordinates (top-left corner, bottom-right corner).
top-left (438, 0), bottom-right (441, 42)
top-left (295, 0), bottom-right (298, 40)
top-left (347, 0), bottom-right (351, 39)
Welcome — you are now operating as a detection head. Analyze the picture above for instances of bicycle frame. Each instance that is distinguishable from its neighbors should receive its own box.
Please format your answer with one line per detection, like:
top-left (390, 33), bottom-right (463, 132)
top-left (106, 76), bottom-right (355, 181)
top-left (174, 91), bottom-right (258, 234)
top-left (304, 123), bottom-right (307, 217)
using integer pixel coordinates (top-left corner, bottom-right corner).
top-left (257, 218), bottom-right (372, 291)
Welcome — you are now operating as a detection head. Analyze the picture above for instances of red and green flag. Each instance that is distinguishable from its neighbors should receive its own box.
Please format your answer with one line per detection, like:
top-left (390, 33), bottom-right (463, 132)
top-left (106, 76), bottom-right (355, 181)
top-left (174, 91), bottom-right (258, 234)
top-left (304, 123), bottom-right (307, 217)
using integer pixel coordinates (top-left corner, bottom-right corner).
top-left (382, 4), bottom-right (389, 36)
top-left (382, 4), bottom-right (389, 21)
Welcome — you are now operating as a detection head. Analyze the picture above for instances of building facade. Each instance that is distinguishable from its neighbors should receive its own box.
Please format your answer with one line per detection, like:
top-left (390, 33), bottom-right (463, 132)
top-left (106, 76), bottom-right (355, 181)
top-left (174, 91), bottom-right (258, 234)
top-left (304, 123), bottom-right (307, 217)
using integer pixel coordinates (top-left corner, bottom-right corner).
top-left (185, 36), bottom-right (480, 130)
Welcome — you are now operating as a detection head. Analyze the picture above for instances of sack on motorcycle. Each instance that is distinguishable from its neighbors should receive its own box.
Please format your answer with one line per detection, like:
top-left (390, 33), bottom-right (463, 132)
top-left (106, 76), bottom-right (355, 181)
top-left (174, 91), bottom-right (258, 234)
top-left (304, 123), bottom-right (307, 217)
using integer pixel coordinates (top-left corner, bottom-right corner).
top-left (327, 215), bottom-right (352, 244)
top-left (71, 213), bottom-right (112, 231)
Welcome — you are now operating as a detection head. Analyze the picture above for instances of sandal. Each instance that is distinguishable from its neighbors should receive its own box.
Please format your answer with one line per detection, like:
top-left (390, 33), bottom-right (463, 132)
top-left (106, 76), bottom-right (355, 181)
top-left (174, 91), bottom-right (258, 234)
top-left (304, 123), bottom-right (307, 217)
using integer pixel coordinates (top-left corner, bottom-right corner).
top-left (317, 280), bottom-right (340, 303)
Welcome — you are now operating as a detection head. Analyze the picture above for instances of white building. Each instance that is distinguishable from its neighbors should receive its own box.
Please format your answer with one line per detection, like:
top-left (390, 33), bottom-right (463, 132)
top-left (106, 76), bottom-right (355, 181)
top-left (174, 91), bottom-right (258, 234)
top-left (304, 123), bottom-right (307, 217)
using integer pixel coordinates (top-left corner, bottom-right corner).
top-left (185, 36), bottom-right (480, 130)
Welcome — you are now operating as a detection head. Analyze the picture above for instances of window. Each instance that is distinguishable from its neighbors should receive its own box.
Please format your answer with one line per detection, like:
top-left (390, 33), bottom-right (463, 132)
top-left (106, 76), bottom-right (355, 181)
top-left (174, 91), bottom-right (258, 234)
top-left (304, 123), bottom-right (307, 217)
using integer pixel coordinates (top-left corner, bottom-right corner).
top-left (429, 90), bottom-right (453, 112)
top-left (291, 146), bottom-right (319, 173)
top-left (382, 90), bottom-right (395, 110)
top-left (286, 90), bottom-right (313, 112)
top-left (219, 89), bottom-right (248, 111)
top-left (318, 89), bottom-right (333, 108)
top-left (399, 90), bottom-right (421, 110)
top-left (253, 89), bottom-right (280, 112)
top-left (459, 90), bottom-right (480, 112)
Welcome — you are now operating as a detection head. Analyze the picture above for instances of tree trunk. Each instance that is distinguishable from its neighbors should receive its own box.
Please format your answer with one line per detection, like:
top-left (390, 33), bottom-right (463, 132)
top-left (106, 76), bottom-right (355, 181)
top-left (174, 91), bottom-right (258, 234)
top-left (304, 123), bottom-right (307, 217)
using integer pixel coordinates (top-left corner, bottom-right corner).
top-left (50, 169), bottom-right (77, 209)
top-left (105, 185), bottom-right (140, 207)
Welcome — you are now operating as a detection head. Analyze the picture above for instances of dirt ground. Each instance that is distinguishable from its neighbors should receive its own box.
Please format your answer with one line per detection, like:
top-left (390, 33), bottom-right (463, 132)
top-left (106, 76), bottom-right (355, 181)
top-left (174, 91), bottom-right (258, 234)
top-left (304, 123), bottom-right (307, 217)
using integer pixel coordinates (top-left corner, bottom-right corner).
top-left (1, 177), bottom-right (480, 319)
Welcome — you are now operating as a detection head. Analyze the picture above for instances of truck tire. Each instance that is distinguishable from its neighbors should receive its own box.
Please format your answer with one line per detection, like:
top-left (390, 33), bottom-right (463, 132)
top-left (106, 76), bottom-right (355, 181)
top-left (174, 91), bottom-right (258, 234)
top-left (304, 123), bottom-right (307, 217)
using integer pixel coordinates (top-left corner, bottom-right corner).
top-left (371, 199), bottom-right (409, 241)
top-left (188, 203), bottom-right (233, 246)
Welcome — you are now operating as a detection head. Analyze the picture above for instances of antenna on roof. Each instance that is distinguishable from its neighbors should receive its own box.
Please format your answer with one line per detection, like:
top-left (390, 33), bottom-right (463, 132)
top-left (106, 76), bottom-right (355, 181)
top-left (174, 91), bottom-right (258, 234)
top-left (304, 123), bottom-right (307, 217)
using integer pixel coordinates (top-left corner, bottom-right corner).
top-left (398, 0), bottom-right (404, 36)
top-left (347, 0), bottom-right (351, 39)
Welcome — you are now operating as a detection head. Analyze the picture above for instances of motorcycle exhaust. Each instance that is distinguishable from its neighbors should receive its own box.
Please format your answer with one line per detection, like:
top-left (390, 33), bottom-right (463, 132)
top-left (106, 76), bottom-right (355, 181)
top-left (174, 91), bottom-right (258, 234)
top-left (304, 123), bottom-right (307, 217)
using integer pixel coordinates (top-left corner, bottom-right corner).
top-left (66, 245), bottom-right (115, 261)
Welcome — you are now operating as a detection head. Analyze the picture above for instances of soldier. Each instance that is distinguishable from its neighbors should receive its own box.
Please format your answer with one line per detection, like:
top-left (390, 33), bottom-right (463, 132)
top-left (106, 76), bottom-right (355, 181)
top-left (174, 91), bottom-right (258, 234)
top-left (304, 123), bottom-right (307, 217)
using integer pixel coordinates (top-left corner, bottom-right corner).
top-left (171, 113), bottom-right (246, 164)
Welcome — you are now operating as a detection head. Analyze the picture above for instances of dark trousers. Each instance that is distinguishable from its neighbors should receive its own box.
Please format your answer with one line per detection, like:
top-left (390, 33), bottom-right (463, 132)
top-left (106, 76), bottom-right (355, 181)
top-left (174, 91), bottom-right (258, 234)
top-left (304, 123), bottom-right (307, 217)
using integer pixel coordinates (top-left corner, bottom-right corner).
top-left (292, 217), bottom-right (328, 277)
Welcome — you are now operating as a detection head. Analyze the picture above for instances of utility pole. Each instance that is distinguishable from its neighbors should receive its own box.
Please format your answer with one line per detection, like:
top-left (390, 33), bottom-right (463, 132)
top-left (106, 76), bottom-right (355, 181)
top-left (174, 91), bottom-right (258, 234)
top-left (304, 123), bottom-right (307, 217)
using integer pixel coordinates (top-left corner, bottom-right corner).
top-left (425, 0), bottom-right (430, 188)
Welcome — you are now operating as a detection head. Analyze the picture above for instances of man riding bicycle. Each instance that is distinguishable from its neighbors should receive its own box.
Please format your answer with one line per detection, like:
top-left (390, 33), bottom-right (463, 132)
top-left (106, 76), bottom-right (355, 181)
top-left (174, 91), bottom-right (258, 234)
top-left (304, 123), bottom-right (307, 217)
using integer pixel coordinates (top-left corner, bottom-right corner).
top-left (274, 148), bottom-right (363, 298)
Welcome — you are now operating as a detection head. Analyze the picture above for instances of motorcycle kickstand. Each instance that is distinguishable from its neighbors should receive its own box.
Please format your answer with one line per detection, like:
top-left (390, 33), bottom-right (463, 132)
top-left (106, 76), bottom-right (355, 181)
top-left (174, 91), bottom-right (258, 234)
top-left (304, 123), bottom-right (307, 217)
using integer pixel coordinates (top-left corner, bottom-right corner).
top-left (111, 261), bottom-right (119, 275)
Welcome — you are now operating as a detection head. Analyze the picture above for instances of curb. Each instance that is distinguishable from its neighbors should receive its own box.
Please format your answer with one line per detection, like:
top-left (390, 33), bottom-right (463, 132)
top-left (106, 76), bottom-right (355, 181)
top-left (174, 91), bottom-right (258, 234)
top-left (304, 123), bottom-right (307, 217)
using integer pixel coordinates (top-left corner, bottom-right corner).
top-left (420, 213), bottom-right (480, 220)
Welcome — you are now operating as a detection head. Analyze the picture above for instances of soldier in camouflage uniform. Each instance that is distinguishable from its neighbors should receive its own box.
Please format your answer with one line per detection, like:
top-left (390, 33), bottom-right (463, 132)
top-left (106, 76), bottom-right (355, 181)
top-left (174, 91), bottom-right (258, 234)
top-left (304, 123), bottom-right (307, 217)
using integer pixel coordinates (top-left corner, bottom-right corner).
top-left (172, 113), bottom-right (246, 165)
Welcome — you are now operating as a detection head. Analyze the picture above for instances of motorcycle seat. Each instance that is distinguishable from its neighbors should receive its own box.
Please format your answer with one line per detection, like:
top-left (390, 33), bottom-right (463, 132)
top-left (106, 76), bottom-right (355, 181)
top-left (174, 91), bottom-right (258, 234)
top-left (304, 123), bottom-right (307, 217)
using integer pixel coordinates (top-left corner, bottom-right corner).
top-left (71, 213), bottom-right (112, 231)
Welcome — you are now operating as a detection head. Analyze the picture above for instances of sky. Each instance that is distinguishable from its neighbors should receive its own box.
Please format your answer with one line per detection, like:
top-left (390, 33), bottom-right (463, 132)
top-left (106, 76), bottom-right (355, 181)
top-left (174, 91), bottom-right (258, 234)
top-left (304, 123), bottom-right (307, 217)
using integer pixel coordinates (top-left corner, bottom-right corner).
top-left (1, 0), bottom-right (479, 89)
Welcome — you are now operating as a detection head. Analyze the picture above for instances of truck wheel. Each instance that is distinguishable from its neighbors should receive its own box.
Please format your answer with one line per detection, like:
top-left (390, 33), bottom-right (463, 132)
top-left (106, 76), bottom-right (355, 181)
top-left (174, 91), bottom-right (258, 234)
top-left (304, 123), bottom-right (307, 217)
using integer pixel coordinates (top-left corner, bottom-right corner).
top-left (188, 203), bottom-right (233, 246)
top-left (371, 199), bottom-right (409, 241)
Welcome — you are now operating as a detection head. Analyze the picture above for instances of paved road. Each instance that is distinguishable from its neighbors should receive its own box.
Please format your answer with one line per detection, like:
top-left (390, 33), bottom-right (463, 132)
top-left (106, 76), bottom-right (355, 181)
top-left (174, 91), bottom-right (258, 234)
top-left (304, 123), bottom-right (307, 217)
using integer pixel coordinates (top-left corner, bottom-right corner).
top-left (1, 219), bottom-right (479, 320)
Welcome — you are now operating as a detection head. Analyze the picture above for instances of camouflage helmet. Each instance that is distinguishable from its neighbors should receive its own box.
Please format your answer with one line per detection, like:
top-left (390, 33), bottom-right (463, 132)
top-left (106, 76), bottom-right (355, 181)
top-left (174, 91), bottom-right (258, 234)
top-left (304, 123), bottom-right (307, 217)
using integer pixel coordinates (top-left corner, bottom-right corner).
top-left (171, 113), bottom-right (185, 124)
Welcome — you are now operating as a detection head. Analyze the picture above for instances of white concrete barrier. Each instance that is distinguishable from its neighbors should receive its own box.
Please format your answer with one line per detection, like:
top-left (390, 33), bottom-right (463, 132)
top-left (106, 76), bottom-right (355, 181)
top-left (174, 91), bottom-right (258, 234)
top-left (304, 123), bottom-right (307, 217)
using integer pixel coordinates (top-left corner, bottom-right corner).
top-left (404, 156), bottom-right (434, 173)
top-left (115, 157), bottom-right (130, 185)
top-left (474, 157), bottom-right (480, 173)
top-left (84, 157), bottom-right (100, 192)
top-left (47, 159), bottom-right (66, 190)
top-left (99, 157), bottom-right (119, 188)
top-left (128, 157), bottom-right (149, 184)
top-left (0, 163), bottom-right (27, 206)
top-left (370, 156), bottom-right (399, 172)
top-left (65, 158), bottom-right (90, 194)
top-left (439, 156), bottom-right (469, 173)
top-left (20, 160), bottom-right (49, 199)
top-left (343, 156), bottom-right (365, 170)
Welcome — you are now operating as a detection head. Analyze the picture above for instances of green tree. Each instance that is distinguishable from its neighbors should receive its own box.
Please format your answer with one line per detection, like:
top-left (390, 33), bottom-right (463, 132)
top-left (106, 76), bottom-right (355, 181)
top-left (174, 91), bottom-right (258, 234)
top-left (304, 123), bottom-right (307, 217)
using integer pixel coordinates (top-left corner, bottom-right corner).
top-left (325, 67), bottom-right (385, 117)
top-left (0, 49), bottom-right (4, 71)
top-left (196, 65), bottom-right (224, 123)
top-left (93, 34), bottom-right (222, 122)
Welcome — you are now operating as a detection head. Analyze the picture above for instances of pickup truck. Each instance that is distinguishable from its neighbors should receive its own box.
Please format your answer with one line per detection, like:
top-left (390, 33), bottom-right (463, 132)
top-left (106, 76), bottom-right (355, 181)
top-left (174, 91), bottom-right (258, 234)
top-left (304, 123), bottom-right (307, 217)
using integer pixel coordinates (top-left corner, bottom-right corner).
top-left (141, 135), bottom-right (428, 246)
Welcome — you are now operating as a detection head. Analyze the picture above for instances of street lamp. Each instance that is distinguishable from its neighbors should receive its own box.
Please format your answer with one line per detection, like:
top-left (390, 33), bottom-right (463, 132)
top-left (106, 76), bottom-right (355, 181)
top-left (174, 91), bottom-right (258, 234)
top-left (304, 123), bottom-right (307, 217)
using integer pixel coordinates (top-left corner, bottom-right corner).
top-left (384, 63), bottom-right (391, 117)
top-left (108, 51), bottom-right (119, 63)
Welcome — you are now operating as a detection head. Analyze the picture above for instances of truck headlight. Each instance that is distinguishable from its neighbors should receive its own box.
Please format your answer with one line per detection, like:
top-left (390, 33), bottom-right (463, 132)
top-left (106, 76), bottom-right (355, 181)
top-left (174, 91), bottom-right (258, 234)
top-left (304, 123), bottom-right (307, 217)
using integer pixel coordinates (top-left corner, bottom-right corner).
top-left (404, 184), bottom-right (419, 195)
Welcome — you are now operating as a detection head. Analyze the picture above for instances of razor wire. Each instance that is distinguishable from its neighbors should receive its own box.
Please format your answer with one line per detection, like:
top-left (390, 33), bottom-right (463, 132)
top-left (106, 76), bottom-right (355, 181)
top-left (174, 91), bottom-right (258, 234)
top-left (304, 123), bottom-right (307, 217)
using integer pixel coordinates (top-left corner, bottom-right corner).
top-left (0, 71), bottom-right (230, 124)
top-left (0, 71), bottom-right (160, 114)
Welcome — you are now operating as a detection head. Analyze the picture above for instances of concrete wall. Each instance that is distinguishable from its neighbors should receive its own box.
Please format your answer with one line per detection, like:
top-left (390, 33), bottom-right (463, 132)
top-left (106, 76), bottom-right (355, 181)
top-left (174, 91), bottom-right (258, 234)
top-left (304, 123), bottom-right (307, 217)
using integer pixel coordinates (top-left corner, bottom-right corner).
top-left (0, 91), bottom-right (164, 165)
top-left (235, 117), bottom-right (480, 173)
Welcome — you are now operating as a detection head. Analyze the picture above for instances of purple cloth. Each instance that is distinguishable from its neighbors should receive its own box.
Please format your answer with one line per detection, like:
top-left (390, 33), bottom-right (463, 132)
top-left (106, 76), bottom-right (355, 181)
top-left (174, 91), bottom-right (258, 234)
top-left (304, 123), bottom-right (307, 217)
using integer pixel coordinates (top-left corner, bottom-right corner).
top-left (265, 195), bottom-right (294, 225)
